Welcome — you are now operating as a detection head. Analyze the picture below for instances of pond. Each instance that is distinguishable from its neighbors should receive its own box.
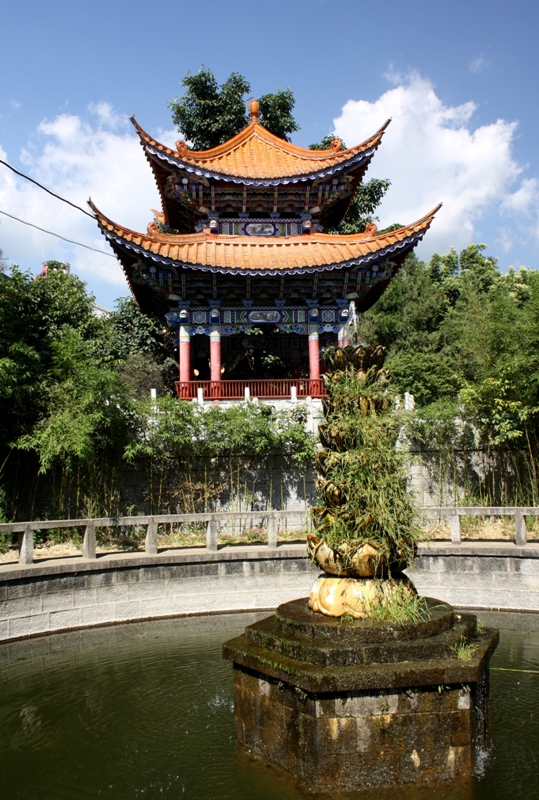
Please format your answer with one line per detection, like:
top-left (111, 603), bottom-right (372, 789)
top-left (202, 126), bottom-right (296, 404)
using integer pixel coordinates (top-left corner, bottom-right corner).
top-left (0, 610), bottom-right (537, 799)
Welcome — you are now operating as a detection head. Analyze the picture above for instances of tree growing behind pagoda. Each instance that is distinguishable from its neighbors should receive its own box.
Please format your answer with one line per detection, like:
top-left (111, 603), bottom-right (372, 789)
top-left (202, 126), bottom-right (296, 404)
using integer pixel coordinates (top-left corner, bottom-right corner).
top-left (168, 68), bottom-right (394, 233)
top-left (310, 135), bottom-right (392, 234)
top-left (168, 67), bottom-right (298, 149)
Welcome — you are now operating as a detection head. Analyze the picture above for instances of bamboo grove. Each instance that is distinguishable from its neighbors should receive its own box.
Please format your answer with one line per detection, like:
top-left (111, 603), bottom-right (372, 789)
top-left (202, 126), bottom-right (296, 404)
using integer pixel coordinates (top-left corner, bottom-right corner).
top-left (0, 263), bottom-right (315, 522)
top-left (2, 241), bottom-right (539, 523)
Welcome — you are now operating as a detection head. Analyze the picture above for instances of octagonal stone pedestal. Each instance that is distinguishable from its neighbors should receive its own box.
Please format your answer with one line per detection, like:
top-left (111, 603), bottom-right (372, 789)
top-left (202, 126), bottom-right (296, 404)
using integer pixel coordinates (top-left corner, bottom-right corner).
top-left (223, 597), bottom-right (498, 790)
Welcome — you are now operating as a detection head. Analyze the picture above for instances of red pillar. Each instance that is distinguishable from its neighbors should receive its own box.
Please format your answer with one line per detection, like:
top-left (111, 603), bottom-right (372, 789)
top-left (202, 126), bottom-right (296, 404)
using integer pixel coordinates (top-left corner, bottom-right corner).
top-left (210, 326), bottom-right (221, 398)
top-left (179, 325), bottom-right (191, 396)
top-left (308, 325), bottom-right (320, 384)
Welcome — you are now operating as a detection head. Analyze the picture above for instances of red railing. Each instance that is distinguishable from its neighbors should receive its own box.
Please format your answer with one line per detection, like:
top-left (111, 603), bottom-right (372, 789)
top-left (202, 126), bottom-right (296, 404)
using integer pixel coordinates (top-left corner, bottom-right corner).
top-left (174, 379), bottom-right (326, 400)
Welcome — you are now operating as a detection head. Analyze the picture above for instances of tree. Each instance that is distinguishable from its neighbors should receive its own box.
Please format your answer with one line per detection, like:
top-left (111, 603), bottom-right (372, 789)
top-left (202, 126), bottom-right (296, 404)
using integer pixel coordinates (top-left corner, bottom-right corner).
top-left (355, 243), bottom-right (539, 504)
top-left (0, 263), bottom-right (99, 445)
top-left (258, 88), bottom-right (298, 141)
top-left (95, 297), bottom-right (176, 399)
top-left (332, 178), bottom-right (391, 234)
top-left (16, 328), bottom-right (136, 476)
top-left (309, 135), bottom-right (341, 151)
top-left (168, 67), bottom-right (299, 149)
top-left (310, 135), bottom-right (391, 234)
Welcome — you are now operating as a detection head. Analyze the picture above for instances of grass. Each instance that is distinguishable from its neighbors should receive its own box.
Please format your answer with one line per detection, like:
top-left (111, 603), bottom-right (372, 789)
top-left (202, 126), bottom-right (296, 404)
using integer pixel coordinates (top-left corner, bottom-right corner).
top-left (338, 581), bottom-right (429, 625)
top-left (157, 525), bottom-right (308, 549)
top-left (449, 636), bottom-right (478, 661)
top-left (368, 582), bottom-right (430, 625)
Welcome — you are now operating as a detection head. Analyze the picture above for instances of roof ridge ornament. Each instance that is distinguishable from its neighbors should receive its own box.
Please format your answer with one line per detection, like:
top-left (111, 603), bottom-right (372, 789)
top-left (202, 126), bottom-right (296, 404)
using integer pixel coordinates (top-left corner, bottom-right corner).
top-left (330, 138), bottom-right (342, 152)
top-left (176, 140), bottom-right (189, 155)
top-left (249, 99), bottom-right (260, 124)
top-left (364, 222), bottom-right (377, 236)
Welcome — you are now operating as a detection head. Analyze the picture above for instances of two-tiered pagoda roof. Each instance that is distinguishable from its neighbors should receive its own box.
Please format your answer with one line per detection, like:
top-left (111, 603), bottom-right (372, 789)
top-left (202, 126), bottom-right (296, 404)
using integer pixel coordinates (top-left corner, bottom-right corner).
top-left (92, 101), bottom-right (440, 398)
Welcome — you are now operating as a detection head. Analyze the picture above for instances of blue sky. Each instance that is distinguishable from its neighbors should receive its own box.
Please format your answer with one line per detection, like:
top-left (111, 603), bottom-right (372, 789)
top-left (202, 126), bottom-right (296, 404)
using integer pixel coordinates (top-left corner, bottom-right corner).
top-left (1, 0), bottom-right (538, 308)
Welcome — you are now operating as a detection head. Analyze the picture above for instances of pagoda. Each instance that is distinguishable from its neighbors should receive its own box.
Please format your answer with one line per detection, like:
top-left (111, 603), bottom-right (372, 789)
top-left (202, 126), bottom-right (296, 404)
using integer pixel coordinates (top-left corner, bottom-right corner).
top-left (92, 101), bottom-right (440, 400)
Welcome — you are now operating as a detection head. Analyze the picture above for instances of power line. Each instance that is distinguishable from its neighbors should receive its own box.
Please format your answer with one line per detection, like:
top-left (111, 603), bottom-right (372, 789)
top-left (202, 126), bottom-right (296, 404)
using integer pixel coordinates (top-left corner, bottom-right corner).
top-left (0, 209), bottom-right (115, 258)
top-left (0, 158), bottom-right (95, 219)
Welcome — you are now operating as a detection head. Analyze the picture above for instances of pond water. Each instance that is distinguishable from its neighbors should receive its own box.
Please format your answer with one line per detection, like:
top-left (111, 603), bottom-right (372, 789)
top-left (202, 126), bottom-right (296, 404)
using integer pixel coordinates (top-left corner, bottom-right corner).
top-left (0, 610), bottom-right (538, 800)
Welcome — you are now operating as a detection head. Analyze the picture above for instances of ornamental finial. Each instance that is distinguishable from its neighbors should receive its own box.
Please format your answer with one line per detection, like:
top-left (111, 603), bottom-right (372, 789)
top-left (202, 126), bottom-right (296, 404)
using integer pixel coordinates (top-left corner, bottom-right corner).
top-left (249, 99), bottom-right (260, 123)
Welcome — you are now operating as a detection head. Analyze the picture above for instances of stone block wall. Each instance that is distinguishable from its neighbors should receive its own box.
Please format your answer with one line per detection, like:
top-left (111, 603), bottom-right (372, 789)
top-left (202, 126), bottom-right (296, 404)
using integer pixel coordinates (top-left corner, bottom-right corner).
top-left (408, 543), bottom-right (539, 611)
top-left (0, 542), bottom-right (538, 643)
top-left (234, 667), bottom-right (477, 787)
top-left (0, 548), bottom-right (318, 643)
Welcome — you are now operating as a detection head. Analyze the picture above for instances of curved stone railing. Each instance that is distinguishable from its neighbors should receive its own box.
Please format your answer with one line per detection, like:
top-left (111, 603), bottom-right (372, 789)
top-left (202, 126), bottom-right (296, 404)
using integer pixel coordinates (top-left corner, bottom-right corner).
top-left (0, 539), bottom-right (538, 643)
top-left (1, 506), bottom-right (537, 567)
top-left (0, 545), bottom-right (319, 643)
top-left (0, 507), bottom-right (538, 644)
top-left (422, 506), bottom-right (539, 546)
top-left (0, 510), bottom-right (311, 565)
top-left (0, 540), bottom-right (537, 643)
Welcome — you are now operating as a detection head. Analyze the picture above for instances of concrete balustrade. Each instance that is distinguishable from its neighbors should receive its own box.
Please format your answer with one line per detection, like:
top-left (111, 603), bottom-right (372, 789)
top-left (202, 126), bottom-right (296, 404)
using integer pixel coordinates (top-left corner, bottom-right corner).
top-left (2, 507), bottom-right (538, 567)
top-left (0, 510), bottom-right (311, 566)
top-left (0, 542), bottom-right (538, 644)
top-left (0, 546), bottom-right (319, 643)
top-left (422, 506), bottom-right (539, 545)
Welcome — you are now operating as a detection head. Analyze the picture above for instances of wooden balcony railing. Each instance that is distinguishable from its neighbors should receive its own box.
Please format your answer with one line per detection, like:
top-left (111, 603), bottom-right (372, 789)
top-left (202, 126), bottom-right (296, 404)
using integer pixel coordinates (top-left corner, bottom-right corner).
top-left (174, 379), bottom-right (327, 400)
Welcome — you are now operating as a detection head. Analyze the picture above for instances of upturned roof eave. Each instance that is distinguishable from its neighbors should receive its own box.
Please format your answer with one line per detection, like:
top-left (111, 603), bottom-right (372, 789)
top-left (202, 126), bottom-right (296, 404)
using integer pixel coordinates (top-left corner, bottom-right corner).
top-left (131, 116), bottom-right (390, 185)
top-left (89, 200), bottom-right (441, 278)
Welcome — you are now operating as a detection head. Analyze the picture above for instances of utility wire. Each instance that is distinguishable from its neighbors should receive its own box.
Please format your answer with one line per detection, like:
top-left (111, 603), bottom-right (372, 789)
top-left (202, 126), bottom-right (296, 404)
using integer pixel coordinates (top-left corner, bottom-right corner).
top-left (0, 158), bottom-right (95, 219)
top-left (0, 209), bottom-right (115, 258)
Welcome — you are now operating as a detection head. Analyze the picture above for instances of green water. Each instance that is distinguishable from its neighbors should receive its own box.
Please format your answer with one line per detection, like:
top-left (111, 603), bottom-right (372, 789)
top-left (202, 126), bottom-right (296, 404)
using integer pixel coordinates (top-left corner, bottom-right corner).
top-left (0, 610), bottom-right (537, 800)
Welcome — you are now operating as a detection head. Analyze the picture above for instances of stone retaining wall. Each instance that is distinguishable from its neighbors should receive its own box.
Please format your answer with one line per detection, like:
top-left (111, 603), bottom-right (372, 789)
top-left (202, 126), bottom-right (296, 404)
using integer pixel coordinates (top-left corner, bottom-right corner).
top-left (0, 546), bottom-right (318, 643)
top-left (408, 542), bottom-right (539, 612)
top-left (0, 541), bottom-right (538, 643)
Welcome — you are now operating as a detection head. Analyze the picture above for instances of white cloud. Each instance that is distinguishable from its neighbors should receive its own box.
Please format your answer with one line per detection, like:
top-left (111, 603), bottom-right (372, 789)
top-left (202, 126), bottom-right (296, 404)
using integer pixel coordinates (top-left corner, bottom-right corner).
top-left (2, 79), bottom-right (538, 301)
top-left (469, 56), bottom-right (487, 74)
top-left (501, 177), bottom-right (538, 216)
top-left (332, 72), bottom-right (539, 258)
top-left (87, 101), bottom-right (123, 130)
top-left (0, 106), bottom-right (163, 299)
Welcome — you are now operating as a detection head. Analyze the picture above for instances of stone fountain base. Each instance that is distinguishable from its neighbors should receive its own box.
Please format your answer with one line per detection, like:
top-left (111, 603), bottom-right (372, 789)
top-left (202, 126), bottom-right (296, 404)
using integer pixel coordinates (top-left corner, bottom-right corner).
top-left (223, 596), bottom-right (498, 790)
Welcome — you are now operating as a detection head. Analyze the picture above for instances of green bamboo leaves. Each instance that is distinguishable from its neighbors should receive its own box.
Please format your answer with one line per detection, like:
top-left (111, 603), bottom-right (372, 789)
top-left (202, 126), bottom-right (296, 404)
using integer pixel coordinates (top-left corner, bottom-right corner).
top-left (313, 344), bottom-right (419, 571)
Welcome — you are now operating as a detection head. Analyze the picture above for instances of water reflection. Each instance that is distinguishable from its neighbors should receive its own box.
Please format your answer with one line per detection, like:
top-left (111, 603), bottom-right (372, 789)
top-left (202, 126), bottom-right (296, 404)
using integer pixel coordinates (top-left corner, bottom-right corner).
top-left (0, 610), bottom-right (537, 799)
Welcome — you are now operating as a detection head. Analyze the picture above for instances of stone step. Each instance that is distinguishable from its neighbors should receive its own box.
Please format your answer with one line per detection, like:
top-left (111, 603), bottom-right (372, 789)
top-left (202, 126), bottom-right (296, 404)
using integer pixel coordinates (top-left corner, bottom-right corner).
top-left (244, 612), bottom-right (478, 667)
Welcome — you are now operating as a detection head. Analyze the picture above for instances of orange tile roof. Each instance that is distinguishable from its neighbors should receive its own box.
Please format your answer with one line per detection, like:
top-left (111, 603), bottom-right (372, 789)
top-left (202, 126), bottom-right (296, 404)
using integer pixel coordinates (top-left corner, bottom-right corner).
top-left (90, 202), bottom-right (441, 277)
top-left (132, 117), bottom-right (390, 183)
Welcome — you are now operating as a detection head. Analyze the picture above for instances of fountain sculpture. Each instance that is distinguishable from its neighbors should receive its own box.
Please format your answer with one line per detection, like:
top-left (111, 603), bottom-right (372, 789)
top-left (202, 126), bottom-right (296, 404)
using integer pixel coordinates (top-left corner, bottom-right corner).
top-left (223, 345), bottom-right (498, 790)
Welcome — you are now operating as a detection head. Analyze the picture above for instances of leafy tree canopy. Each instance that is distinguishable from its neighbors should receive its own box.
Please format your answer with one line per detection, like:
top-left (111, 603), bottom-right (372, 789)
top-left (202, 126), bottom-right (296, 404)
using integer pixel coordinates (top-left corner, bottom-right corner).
top-left (310, 135), bottom-right (392, 234)
top-left (168, 67), bottom-right (299, 149)
top-left (358, 245), bottom-right (539, 449)
top-left (0, 264), bottom-right (99, 443)
top-left (333, 178), bottom-right (392, 235)
top-left (258, 88), bottom-right (298, 141)
top-left (99, 298), bottom-right (161, 362)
